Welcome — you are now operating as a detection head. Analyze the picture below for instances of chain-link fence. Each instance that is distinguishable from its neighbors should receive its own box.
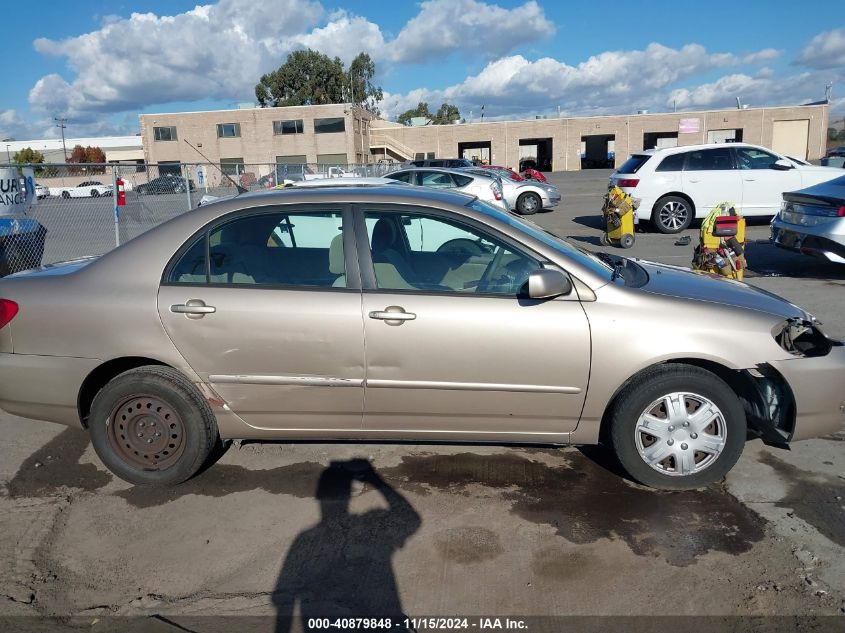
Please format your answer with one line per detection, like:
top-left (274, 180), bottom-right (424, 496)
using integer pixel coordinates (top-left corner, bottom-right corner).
top-left (0, 161), bottom-right (398, 277)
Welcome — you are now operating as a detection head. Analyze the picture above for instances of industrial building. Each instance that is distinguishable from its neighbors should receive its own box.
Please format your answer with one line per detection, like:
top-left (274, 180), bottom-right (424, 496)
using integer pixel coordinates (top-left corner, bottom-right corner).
top-left (3, 135), bottom-right (144, 165)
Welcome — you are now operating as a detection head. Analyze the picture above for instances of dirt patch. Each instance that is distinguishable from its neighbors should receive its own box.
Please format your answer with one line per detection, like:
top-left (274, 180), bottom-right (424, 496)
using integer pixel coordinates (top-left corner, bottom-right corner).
top-left (432, 526), bottom-right (503, 564)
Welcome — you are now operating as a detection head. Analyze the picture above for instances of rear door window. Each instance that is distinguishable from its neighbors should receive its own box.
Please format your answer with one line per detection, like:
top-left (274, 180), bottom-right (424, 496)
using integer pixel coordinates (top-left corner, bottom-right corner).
top-left (418, 171), bottom-right (455, 188)
top-left (385, 171), bottom-right (413, 183)
top-left (452, 173), bottom-right (473, 187)
top-left (685, 148), bottom-right (735, 171)
top-left (617, 155), bottom-right (651, 174)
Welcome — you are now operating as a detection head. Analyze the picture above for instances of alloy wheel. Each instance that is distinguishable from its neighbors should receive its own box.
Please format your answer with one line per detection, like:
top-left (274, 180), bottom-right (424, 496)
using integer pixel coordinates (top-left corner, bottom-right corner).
top-left (658, 201), bottom-right (689, 231)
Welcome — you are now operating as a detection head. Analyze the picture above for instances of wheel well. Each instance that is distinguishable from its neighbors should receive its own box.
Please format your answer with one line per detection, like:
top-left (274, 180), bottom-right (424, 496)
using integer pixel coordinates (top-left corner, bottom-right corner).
top-left (77, 357), bottom-right (169, 427)
top-left (652, 192), bottom-right (695, 218)
top-left (597, 358), bottom-right (787, 445)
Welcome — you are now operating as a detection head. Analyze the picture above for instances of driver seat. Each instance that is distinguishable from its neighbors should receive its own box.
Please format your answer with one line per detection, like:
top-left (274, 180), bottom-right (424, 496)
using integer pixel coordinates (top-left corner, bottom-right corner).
top-left (370, 218), bottom-right (416, 289)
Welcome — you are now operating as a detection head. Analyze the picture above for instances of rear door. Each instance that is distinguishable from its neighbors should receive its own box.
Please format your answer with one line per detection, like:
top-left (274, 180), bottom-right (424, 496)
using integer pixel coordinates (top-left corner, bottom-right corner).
top-left (734, 146), bottom-right (801, 216)
top-left (681, 147), bottom-right (743, 214)
top-left (157, 205), bottom-right (365, 431)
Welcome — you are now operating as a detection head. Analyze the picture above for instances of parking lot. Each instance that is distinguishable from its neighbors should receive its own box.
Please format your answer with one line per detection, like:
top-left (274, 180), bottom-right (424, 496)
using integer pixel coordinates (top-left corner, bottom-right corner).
top-left (1, 170), bottom-right (844, 629)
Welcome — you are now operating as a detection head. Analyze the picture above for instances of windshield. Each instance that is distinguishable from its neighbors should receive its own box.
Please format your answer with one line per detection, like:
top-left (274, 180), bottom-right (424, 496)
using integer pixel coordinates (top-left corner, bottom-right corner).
top-left (467, 199), bottom-right (614, 281)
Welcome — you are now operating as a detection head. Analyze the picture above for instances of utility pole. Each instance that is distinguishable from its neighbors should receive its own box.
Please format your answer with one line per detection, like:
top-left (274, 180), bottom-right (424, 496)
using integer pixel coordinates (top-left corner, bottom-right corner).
top-left (54, 117), bottom-right (68, 160)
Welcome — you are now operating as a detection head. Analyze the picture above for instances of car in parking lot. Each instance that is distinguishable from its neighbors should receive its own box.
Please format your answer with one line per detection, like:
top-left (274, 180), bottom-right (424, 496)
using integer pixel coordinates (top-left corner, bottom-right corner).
top-left (464, 167), bottom-right (560, 214)
top-left (35, 183), bottom-right (49, 200)
top-left (136, 174), bottom-right (196, 195)
top-left (771, 174), bottom-right (845, 264)
top-left (610, 143), bottom-right (842, 233)
top-left (0, 185), bottom-right (843, 491)
top-left (405, 158), bottom-right (473, 169)
top-left (384, 167), bottom-right (506, 209)
top-left (52, 181), bottom-right (113, 199)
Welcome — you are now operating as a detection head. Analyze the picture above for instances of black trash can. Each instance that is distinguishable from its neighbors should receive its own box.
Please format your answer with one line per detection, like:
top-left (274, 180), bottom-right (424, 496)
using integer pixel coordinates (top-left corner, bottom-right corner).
top-left (0, 217), bottom-right (47, 277)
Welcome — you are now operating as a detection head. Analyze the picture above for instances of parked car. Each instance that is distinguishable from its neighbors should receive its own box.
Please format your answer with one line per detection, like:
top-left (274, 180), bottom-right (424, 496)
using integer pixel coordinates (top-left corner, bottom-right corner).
top-left (51, 181), bottom-right (113, 199)
top-left (479, 165), bottom-right (525, 181)
top-left (824, 146), bottom-right (845, 158)
top-left (384, 167), bottom-right (506, 209)
top-left (464, 168), bottom-right (560, 214)
top-left (771, 174), bottom-right (845, 264)
top-left (136, 174), bottom-right (196, 195)
top-left (610, 143), bottom-right (843, 233)
top-left (1, 186), bottom-right (842, 490)
top-left (405, 158), bottom-right (473, 169)
top-left (35, 184), bottom-right (50, 200)
top-left (521, 168), bottom-right (548, 183)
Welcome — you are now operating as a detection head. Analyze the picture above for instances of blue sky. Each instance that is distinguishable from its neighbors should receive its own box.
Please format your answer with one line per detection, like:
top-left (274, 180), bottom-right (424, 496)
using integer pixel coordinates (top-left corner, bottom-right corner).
top-left (1, 0), bottom-right (843, 140)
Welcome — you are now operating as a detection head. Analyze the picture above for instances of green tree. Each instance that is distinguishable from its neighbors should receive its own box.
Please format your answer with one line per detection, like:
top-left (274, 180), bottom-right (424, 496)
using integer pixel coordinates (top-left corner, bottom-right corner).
top-left (432, 103), bottom-right (461, 125)
top-left (838, 129), bottom-right (845, 142)
top-left (12, 147), bottom-right (45, 165)
top-left (255, 49), bottom-right (383, 113)
top-left (829, 127), bottom-right (839, 141)
top-left (397, 102), bottom-right (432, 126)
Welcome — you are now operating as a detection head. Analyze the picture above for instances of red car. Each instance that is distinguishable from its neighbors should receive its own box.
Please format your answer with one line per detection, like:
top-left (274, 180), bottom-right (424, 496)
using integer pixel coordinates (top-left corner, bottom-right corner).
top-left (479, 164), bottom-right (548, 183)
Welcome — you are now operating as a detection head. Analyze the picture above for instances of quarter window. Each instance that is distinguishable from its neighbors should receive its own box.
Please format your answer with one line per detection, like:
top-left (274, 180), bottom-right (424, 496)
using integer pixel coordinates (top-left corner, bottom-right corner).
top-left (364, 211), bottom-right (539, 295)
top-left (273, 120), bottom-right (304, 135)
top-left (169, 210), bottom-right (345, 288)
top-left (384, 171), bottom-right (413, 183)
top-left (153, 126), bottom-right (177, 141)
top-left (216, 123), bottom-right (241, 138)
top-left (685, 148), bottom-right (734, 171)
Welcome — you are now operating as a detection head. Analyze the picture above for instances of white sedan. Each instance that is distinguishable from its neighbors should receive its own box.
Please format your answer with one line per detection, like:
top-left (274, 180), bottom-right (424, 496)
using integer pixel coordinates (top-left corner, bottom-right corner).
top-left (51, 181), bottom-right (113, 199)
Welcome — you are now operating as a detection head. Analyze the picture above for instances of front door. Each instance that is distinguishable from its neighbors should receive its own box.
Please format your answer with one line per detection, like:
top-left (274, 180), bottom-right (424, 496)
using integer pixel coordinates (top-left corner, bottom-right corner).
top-left (734, 146), bottom-right (802, 216)
top-left (358, 207), bottom-right (591, 439)
top-left (157, 206), bottom-right (365, 431)
top-left (681, 146), bottom-right (743, 214)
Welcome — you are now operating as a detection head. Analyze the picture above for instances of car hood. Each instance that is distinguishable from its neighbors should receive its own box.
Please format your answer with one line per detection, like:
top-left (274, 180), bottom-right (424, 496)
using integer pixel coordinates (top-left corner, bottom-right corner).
top-left (635, 259), bottom-right (807, 319)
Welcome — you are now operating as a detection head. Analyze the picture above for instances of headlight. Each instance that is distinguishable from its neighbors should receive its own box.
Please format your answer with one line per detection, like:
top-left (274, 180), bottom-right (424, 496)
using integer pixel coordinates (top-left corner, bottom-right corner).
top-left (772, 318), bottom-right (835, 357)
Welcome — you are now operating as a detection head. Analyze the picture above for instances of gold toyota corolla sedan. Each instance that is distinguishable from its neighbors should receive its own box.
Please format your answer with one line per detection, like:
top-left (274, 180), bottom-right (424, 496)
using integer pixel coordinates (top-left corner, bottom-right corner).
top-left (0, 186), bottom-right (843, 489)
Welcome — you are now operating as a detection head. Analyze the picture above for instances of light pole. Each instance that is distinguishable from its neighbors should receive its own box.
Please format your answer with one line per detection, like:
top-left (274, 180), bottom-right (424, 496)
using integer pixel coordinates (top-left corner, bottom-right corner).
top-left (5, 144), bottom-right (10, 165)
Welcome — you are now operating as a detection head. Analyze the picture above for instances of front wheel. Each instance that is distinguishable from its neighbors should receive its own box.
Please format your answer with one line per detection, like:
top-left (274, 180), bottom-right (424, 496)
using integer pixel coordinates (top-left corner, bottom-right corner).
top-left (88, 366), bottom-right (219, 486)
top-left (61, 191), bottom-right (70, 199)
top-left (608, 364), bottom-right (746, 490)
top-left (91, 190), bottom-right (100, 198)
top-left (516, 192), bottom-right (541, 215)
top-left (652, 196), bottom-right (693, 234)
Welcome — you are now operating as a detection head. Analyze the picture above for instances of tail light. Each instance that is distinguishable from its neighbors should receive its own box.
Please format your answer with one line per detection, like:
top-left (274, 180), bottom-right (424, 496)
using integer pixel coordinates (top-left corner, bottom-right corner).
top-left (0, 299), bottom-right (18, 329)
top-left (838, 206), bottom-right (845, 217)
top-left (491, 181), bottom-right (503, 201)
top-left (617, 178), bottom-right (639, 188)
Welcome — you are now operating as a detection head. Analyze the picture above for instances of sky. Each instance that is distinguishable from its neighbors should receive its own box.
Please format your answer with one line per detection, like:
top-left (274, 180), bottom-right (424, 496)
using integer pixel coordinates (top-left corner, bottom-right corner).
top-left (1, 0), bottom-right (843, 141)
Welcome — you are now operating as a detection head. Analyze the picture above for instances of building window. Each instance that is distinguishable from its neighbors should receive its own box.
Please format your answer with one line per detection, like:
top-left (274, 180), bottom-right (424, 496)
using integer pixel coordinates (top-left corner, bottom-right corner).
top-left (153, 126), bottom-right (177, 141)
top-left (217, 123), bottom-right (241, 138)
top-left (273, 120), bottom-right (304, 135)
top-left (220, 157), bottom-right (244, 176)
top-left (314, 117), bottom-right (345, 134)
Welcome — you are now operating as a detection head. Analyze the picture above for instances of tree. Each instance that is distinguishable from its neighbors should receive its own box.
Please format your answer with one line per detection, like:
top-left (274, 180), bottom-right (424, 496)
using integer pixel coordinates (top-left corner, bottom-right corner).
top-left (12, 147), bottom-right (45, 165)
top-left (398, 102), bottom-right (432, 126)
top-left (829, 127), bottom-right (839, 141)
top-left (432, 103), bottom-right (461, 125)
top-left (66, 145), bottom-right (106, 174)
top-left (255, 49), bottom-right (383, 113)
top-left (838, 129), bottom-right (845, 142)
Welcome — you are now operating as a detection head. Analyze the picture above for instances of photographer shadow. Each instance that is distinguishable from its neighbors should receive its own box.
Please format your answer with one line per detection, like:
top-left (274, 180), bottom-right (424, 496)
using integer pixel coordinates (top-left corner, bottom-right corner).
top-left (274, 459), bottom-right (420, 632)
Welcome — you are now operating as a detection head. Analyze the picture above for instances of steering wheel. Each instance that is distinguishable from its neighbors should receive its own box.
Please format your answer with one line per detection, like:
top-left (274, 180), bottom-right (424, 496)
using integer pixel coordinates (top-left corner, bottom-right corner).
top-left (476, 246), bottom-right (506, 293)
top-left (436, 238), bottom-right (487, 257)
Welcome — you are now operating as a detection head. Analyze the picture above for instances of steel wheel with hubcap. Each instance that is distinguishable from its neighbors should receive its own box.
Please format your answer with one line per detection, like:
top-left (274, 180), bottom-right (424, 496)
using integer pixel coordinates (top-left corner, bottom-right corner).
top-left (653, 196), bottom-right (693, 234)
top-left (516, 192), bottom-right (541, 215)
top-left (608, 363), bottom-right (745, 489)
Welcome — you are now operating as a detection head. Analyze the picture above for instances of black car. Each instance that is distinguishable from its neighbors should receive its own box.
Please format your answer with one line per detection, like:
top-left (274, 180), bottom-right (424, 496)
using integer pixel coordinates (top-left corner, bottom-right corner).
top-left (136, 174), bottom-right (196, 194)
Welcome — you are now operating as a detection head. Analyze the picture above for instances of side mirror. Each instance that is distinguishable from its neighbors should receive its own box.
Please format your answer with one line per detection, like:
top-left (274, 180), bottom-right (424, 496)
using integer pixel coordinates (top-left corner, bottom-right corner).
top-left (771, 159), bottom-right (793, 171)
top-left (527, 269), bottom-right (572, 300)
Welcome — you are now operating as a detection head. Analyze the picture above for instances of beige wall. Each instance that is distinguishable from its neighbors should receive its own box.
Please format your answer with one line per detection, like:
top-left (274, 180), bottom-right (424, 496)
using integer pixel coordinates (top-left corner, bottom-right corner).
top-left (140, 103), bottom-right (374, 166)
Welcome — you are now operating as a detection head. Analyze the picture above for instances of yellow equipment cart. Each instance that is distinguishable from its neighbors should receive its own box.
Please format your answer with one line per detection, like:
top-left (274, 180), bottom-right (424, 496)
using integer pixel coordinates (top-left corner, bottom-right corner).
top-left (691, 202), bottom-right (747, 280)
top-left (601, 185), bottom-right (637, 249)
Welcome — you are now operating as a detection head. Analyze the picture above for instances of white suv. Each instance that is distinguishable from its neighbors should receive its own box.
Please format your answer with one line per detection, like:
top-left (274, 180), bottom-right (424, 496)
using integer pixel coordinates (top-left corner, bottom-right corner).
top-left (610, 143), bottom-right (842, 233)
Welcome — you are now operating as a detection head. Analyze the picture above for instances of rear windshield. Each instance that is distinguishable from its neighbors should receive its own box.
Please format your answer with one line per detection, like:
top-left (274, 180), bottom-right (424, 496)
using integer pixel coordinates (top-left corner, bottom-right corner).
top-left (617, 155), bottom-right (651, 174)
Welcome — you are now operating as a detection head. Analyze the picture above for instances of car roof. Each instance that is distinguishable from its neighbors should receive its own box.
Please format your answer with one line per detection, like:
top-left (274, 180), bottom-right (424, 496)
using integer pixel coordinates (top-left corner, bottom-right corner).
top-left (631, 142), bottom-right (768, 157)
top-left (389, 166), bottom-right (495, 179)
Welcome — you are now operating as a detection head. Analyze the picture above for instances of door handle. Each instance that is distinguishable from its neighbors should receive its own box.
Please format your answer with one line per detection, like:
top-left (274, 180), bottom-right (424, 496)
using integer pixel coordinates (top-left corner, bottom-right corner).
top-left (744, 178), bottom-right (756, 181)
top-left (171, 299), bottom-right (216, 319)
top-left (369, 306), bottom-right (416, 325)
top-left (688, 178), bottom-right (701, 183)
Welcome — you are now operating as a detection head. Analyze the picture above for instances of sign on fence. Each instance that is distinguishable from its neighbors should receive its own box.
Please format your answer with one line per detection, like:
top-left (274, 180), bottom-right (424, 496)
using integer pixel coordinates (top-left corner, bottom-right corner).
top-left (0, 167), bottom-right (25, 214)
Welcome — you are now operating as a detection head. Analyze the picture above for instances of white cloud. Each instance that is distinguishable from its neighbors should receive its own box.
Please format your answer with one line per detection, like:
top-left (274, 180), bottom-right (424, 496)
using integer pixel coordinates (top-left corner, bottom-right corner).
top-left (667, 71), bottom-right (831, 111)
top-left (389, 0), bottom-right (554, 63)
top-left (293, 11), bottom-right (386, 65)
top-left (796, 28), bottom-right (845, 69)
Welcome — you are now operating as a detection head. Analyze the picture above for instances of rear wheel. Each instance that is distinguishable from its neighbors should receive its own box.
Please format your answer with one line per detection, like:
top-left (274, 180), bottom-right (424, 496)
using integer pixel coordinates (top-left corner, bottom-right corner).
top-left (88, 366), bottom-right (218, 486)
top-left (652, 196), bottom-right (693, 234)
top-left (61, 191), bottom-right (70, 199)
top-left (516, 192), bottom-right (541, 215)
top-left (608, 364), bottom-right (745, 489)
top-left (91, 190), bottom-right (100, 198)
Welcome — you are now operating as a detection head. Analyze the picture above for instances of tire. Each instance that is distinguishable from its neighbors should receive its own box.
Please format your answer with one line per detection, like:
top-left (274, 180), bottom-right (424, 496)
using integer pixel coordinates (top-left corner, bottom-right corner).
top-left (600, 232), bottom-right (610, 247)
top-left (620, 233), bottom-right (635, 249)
top-left (61, 191), bottom-right (70, 199)
top-left (652, 196), bottom-right (693, 234)
top-left (88, 365), bottom-right (219, 486)
top-left (516, 192), bottom-right (541, 215)
top-left (608, 364), bottom-right (746, 490)
top-left (91, 190), bottom-right (100, 198)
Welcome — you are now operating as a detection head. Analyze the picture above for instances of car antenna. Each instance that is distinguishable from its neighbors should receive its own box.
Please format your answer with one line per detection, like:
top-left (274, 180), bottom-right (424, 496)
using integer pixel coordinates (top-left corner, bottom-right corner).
top-left (183, 139), bottom-right (249, 194)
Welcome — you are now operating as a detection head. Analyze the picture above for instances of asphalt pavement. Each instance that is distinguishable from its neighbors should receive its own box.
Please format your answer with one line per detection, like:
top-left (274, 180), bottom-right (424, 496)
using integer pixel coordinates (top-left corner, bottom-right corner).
top-left (1, 170), bottom-right (843, 630)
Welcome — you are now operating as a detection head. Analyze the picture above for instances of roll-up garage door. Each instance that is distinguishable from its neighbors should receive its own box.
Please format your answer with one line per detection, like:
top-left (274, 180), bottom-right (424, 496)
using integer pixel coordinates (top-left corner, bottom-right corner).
top-left (772, 120), bottom-right (809, 160)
